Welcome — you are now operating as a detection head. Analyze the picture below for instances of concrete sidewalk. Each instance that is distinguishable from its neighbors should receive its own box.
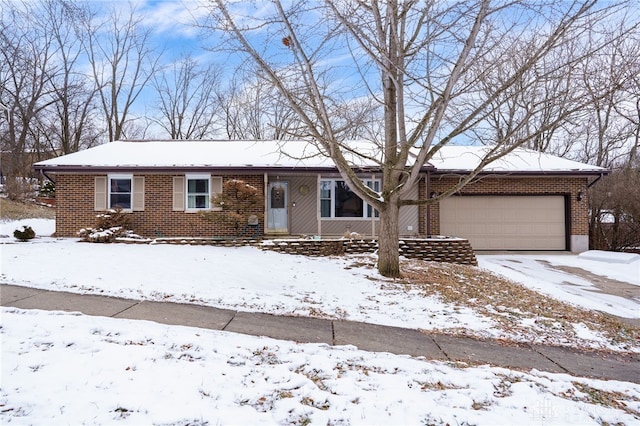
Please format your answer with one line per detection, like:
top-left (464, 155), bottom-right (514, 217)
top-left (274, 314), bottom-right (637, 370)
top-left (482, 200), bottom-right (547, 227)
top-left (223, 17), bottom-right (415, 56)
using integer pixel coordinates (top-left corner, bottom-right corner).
top-left (2, 284), bottom-right (638, 384)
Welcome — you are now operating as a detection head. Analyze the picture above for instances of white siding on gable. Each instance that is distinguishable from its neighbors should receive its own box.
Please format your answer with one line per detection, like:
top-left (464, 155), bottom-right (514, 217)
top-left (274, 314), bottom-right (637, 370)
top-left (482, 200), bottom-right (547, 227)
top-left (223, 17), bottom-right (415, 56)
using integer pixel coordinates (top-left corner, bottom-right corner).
top-left (94, 176), bottom-right (107, 211)
top-left (173, 176), bottom-right (185, 211)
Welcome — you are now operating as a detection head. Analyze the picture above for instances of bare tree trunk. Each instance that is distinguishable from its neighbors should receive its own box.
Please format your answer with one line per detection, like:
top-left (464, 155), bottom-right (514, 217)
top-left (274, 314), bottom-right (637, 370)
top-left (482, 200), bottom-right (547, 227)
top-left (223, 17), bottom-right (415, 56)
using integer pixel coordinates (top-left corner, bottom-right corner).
top-left (377, 200), bottom-right (400, 277)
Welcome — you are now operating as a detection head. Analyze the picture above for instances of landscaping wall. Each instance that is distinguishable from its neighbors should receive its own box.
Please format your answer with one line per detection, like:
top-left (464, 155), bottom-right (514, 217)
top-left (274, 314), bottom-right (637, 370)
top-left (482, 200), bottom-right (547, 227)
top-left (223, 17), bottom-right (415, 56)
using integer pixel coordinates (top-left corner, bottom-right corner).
top-left (150, 237), bottom-right (477, 266)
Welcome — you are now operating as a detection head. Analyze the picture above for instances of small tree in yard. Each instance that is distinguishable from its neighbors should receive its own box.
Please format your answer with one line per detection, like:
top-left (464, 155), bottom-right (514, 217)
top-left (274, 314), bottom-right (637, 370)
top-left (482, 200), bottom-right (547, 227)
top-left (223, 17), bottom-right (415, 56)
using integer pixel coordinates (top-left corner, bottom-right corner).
top-left (201, 179), bottom-right (264, 237)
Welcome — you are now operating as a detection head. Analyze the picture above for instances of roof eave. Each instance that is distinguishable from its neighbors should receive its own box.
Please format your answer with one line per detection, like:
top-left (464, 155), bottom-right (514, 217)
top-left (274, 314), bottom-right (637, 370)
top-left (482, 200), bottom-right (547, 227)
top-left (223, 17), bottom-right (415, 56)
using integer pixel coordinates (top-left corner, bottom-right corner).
top-left (431, 169), bottom-right (609, 177)
top-left (32, 165), bottom-right (377, 174)
top-left (33, 164), bottom-right (603, 176)
top-left (33, 164), bottom-right (436, 174)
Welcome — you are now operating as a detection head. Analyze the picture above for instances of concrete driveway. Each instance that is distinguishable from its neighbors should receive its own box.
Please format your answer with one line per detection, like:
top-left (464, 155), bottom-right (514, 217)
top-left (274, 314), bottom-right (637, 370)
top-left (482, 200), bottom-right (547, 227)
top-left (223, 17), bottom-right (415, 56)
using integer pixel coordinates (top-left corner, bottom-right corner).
top-left (477, 251), bottom-right (640, 327)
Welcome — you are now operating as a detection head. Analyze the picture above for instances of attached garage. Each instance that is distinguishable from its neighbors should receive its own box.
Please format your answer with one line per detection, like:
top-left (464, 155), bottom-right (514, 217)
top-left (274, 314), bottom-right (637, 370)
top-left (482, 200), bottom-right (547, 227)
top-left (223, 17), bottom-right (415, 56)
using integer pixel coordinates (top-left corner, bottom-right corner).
top-left (439, 195), bottom-right (567, 250)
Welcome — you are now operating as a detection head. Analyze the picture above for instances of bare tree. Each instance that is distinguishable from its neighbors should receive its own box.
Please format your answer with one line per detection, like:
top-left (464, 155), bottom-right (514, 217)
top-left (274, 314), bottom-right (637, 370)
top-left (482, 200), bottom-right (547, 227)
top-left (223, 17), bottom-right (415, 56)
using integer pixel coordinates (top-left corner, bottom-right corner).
top-left (573, 28), bottom-right (639, 168)
top-left (589, 158), bottom-right (640, 251)
top-left (545, 18), bottom-right (640, 250)
top-left (611, 29), bottom-right (640, 164)
top-left (84, 2), bottom-right (162, 141)
top-left (204, 0), bottom-right (638, 277)
top-left (35, 0), bottom-right (101, 155)
top-left (0, 1), bottom-right (59, 196)
top-left (151, 54), bottom-right (222, 139)
top-left (215, 68), bottom-right (300, 140)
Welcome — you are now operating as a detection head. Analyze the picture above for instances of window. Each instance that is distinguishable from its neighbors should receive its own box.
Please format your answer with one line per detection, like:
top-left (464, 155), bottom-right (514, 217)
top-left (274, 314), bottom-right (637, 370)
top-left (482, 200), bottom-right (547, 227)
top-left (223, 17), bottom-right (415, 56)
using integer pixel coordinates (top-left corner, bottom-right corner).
top-left (186, 174), bottom-right (210, 210)
top-left (109, 175), bottom-right (132, 210)
top-left (366, 179), bottom-right (381, 218)
top-left (320, 179), bottom-right (380, 218)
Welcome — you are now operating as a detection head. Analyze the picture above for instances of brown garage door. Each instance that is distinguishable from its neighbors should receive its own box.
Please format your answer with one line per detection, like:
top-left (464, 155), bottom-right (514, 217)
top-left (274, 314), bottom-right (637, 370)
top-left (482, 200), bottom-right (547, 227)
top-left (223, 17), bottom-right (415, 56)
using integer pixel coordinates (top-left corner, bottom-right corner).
top-left (440, 196), bottom-right (566, 250)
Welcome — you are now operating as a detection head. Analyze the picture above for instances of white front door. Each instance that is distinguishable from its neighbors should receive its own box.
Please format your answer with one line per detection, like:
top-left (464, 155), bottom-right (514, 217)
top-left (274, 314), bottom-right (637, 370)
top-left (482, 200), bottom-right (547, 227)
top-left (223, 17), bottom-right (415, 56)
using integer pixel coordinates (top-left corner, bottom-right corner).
top-left (267, 181), bottom-right (288, 233)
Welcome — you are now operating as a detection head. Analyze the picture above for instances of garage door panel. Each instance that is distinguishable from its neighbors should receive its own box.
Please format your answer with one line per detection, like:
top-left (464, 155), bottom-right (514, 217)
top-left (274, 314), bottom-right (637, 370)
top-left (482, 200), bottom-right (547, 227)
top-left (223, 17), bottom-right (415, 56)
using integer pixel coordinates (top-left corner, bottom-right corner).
top-left (440, 196), bottom-right (566, 250)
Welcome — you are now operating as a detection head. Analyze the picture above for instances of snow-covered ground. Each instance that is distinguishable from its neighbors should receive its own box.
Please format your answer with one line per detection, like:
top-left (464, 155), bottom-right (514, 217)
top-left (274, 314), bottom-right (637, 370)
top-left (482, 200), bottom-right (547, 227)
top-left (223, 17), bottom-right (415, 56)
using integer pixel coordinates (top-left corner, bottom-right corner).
top-left (2, 219), bottom-right (640, 424)
top-left (2, 219), bottom-right (638, 333)
top-left (478, 253), bottom-right (640, 319)
top-left (2, 308), bottom-right (639, 425)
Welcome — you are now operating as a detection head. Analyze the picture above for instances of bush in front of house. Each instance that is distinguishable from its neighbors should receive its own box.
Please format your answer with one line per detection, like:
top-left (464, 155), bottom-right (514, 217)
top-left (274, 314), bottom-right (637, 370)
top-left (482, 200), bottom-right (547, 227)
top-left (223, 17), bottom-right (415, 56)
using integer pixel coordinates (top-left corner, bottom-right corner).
top-left (39, 180), bottom-right (55, 198)
top-left (201, 179), bottom-right (264, 237)
top-left (14, 225), bottom-right (36, 241)
top-left (78, 208), bottom-right (137, 243)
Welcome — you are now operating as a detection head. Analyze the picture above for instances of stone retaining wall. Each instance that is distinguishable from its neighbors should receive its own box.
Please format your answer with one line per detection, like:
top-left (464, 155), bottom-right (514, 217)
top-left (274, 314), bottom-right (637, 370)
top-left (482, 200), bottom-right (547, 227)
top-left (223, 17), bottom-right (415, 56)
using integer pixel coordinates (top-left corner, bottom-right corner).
top-left (150, 238), bottom-right (260, 247)
top-left (147, 237), bottom-right (477, 265)
top-left (262, 238), bottom-right (477, 265)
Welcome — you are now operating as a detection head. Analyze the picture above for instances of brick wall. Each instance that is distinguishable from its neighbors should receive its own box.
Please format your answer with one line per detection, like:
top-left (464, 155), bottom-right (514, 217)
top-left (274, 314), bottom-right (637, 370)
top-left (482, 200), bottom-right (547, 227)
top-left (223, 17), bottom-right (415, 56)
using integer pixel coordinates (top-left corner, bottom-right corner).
top-left (426, 175), bottom-right (589, 236)
top-left (55, 172), bottom-right (590, 243)
top-left (54, 174), bottom-right (265, 238)
top-left (56, 174), bottom-right (96, 237)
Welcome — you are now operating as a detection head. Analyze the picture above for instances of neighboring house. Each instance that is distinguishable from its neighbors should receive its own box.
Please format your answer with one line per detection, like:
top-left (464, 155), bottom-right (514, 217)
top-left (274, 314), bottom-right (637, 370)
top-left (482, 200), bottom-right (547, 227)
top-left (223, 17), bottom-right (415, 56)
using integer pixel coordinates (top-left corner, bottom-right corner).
top-left (33, 140), bottom-right (606, 252)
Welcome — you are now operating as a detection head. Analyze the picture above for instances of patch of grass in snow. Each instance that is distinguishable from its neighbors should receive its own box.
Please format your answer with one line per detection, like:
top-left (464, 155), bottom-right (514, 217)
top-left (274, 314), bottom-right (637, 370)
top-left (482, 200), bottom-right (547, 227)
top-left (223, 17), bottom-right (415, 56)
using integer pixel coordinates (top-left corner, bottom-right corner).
top-left (251, 346), bottom-right (282, 365)
top-left (0, 198), bottom-right (55, 220)
top-left (413, 379), bottom-right (463, 391)
top-left (492, 374), bottom-right (523, 398)
top-left (399, 260), bottom-right (639, 352)
top-left (300, 395), bottom-right (331, 410)
top-left (566, 382), bottom-right (640, 417)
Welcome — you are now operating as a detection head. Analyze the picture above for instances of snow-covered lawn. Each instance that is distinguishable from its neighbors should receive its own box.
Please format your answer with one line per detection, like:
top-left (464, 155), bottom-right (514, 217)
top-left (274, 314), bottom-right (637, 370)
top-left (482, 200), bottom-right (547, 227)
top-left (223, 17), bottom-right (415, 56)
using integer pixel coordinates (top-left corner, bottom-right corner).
top-left (3, 308), bottom-right (639, 425)
top-left (1, 219), bottom-right (638, 352)
top-left (2, 218), bottom-right (640, 424)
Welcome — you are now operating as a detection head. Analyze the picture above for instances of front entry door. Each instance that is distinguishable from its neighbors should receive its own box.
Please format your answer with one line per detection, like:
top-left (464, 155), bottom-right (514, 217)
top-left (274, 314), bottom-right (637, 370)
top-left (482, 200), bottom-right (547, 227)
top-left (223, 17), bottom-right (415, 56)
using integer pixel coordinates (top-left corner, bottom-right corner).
top-left (267, 181), bottom-right (288, 233)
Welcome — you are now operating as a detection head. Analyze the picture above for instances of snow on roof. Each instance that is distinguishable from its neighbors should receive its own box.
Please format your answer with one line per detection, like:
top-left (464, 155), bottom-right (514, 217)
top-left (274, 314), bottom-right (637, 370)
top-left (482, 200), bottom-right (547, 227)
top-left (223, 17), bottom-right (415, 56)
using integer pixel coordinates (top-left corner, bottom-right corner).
top-left (34, 140), bottom-right (339, 169)
top-left (427, 145), bottom-right (604, 173)
top-left (34, 140), bottom-right (605, 174)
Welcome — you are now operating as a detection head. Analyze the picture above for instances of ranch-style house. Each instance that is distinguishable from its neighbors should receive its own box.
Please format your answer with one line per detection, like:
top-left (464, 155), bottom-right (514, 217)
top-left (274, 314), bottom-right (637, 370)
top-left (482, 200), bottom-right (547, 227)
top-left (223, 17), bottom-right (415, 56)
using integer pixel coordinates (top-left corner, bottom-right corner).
top-left (33, 140), bottom-right (605, 252)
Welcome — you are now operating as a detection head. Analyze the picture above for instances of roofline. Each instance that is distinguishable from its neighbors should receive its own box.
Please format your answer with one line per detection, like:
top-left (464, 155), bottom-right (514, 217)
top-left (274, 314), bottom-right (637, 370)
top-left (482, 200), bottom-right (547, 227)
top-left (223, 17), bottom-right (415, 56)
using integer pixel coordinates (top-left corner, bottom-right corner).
top-left (34, 164), bottom-right (603, 176)
top-left (33, 165), bottom-right (433, 174)
top-left (431, 169), bottom-right (609, 177)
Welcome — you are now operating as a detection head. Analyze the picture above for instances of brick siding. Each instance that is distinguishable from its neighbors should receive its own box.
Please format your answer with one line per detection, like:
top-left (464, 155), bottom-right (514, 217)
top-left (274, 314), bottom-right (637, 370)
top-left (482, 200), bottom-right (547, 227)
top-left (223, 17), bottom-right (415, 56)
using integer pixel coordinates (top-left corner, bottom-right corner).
top-left (54, 174), bottom-right (265, 238)
top-left (54, 173), bottom-right (590, 242)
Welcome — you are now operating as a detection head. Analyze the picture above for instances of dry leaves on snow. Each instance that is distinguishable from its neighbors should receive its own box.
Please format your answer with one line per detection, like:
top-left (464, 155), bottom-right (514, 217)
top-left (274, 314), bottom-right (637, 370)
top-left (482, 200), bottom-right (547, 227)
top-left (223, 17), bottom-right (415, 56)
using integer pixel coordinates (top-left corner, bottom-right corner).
top-left (394, 259), bottom-right (638, 352)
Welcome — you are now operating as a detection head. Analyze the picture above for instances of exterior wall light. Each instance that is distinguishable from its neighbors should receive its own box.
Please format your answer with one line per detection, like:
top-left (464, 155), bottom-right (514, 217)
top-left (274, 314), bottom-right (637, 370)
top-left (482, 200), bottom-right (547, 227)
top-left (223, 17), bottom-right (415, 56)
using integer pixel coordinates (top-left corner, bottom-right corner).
top-left (577, 191), bottom-right (584, 201)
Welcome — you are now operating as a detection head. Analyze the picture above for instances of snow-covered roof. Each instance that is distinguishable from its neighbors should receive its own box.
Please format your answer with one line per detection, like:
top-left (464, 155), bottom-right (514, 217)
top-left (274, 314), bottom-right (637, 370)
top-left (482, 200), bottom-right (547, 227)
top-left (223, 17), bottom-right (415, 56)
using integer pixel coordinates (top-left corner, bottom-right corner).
top-left (34, 140), bottom-right (605, 174)
top-left (427, 145), bottom-right (604, 174)
top-left (34, 140), bottom-right (345, 170)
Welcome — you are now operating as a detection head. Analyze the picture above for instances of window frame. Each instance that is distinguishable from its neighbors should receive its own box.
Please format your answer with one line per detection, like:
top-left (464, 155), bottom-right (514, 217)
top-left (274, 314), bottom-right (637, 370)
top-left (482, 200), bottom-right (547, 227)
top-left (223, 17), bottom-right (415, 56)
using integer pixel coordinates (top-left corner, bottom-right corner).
top-left (108, 174), bottom-right (133, 211)
top-left (185, 173), bottom-right (211, 211)
top-left (320, 178), bottom-right (380, 219)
